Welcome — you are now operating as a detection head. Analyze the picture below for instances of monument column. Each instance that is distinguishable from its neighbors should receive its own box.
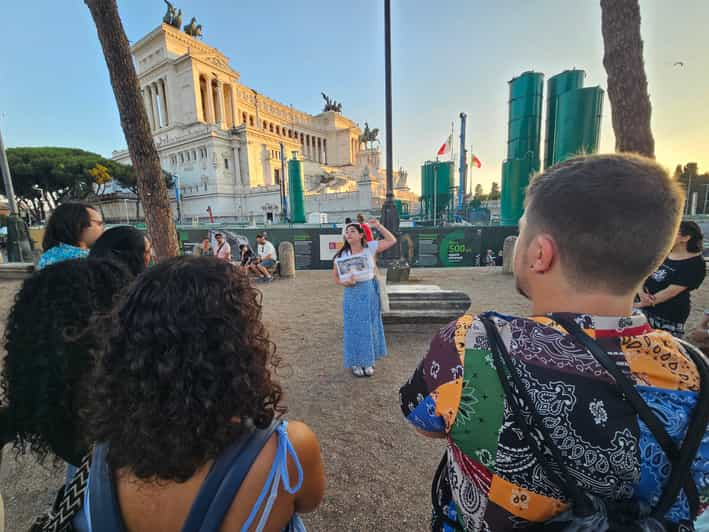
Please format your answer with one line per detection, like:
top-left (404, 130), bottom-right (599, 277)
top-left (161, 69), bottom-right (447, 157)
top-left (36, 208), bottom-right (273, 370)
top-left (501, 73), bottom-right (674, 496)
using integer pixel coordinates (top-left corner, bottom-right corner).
top-left (143, 87), bottom-right (155, 131)
top-left (159, 78), bottom-right (169, 127)
top-left (149, 84), bottom-right (159, 129)
top-left (216, 80), bottom-right (226, 129)
top-left (230, 84), bottom-right (238, 128)
top-left (205, 78), bottom-right (215, 124)
top-left (194, 73), bottom-right (204, 122)
top-left (152, 82), bottom-right (162, 128)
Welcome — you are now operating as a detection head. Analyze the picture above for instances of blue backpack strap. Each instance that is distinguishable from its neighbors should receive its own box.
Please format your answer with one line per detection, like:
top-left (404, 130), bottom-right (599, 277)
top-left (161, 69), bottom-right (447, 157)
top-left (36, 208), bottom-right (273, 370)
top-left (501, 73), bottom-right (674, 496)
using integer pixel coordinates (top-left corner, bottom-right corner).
top-left (87, 443), bottom-right (126, 532)
top-left (181, 419), bottom-right (281, 532)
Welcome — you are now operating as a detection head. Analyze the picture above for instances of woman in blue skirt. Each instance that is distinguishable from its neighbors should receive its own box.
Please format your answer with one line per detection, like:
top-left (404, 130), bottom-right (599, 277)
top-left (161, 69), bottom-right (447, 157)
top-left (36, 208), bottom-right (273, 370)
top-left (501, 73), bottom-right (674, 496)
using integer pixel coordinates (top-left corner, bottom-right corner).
top-left (333, 219), bottom-right (397, 377)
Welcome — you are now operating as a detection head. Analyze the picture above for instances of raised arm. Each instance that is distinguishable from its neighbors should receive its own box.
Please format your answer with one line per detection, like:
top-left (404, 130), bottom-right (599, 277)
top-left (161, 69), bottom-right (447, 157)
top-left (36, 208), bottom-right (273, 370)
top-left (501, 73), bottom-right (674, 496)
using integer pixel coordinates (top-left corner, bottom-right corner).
top-left (369, 219), bottom-right (397, 254)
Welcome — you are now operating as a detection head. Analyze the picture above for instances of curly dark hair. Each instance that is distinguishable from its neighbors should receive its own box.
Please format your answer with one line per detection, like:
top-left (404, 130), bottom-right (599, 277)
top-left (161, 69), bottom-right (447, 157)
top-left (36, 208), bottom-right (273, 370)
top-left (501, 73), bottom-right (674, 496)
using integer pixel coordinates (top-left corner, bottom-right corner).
top-left (89, 225), bottom-right (148, 276)
top-left (42, 202), bottom-right (96, 250)
top-left (84, 256), bottom-right (285, 482)
top-left (1, 258), bottom-right (134, 465)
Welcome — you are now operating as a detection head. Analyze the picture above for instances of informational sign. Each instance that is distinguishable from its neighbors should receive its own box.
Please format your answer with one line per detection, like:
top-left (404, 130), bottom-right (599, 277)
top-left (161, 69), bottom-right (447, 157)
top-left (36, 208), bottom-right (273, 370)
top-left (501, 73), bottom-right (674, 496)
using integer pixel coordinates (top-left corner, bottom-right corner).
top-left (294, 233), bottom-right (313, 269)
top-left (319, 234), bottom-right (345, 261)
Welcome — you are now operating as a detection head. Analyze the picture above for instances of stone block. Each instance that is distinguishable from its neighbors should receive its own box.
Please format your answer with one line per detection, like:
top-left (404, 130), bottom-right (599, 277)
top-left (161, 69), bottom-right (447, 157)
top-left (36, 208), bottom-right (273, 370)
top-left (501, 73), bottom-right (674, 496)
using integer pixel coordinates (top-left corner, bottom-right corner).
top-left (502, 236), bottom-right (517, 274)
top-left (0, 263), bottom-right (35, 280)
top-left (278, 241), bottom-right (295, 278)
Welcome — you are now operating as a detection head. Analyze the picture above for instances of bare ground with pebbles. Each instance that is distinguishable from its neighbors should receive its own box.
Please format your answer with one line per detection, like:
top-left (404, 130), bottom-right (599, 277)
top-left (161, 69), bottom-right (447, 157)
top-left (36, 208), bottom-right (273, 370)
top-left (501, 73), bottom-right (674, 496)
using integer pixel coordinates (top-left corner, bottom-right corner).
top-left (0, 267), bottom-right (707, 531)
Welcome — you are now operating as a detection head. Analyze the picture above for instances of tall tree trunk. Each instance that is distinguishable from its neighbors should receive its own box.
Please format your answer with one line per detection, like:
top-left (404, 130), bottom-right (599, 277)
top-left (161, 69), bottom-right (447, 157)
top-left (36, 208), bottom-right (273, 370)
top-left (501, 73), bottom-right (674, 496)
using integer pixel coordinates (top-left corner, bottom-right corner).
top-left (85, 0), bottom-right (179, 259)
top-left (600, 0), bottom-right (655, 158)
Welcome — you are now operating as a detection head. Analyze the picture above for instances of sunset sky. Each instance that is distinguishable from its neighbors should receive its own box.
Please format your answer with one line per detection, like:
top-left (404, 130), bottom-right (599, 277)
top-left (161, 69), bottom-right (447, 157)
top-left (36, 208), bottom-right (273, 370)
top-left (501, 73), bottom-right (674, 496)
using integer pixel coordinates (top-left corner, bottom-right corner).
top-left (1, 0), bottom-right (707, 194)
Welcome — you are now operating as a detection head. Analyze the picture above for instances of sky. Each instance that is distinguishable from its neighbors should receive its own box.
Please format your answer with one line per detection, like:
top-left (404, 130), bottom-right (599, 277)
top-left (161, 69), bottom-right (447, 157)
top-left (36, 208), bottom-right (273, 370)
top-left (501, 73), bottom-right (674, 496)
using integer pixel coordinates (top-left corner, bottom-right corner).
top-left (1, 0), bottom-right (707, 195)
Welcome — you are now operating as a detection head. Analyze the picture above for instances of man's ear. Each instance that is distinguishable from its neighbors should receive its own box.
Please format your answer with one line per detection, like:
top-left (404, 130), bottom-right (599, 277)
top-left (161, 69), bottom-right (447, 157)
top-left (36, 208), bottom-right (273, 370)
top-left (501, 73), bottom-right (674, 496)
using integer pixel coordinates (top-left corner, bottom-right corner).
top-left (529, 233), bottom-right (556, 274)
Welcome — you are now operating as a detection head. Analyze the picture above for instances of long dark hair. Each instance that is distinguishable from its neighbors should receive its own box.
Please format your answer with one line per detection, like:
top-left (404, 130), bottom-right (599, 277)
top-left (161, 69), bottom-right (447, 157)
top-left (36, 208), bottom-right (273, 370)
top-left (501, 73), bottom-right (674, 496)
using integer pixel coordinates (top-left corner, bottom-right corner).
top-left (90, 226), bottom-right (148, 276)
top-left (1, 258), bottom-right (134, 465)
top-left (335, 223), bottom-right (367, 259)
top-left (84, 257), bottom-right (285, 482)
top-left (679, 221), bottom-right (704, 253)
top-left (42, 202), bottom-right (96, 250)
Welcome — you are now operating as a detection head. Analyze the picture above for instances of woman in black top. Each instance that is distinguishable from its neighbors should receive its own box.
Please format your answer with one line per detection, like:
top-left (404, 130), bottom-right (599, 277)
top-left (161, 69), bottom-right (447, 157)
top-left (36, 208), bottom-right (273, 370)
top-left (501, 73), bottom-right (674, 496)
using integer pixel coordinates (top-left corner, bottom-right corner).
top-left (637, 221), bottom-right (706, 337)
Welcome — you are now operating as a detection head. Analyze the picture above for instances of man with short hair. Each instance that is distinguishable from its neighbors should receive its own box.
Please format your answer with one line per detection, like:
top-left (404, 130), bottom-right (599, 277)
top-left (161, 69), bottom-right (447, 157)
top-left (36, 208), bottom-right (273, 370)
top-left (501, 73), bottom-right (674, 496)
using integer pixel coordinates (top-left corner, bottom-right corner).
top-left (212, 233), bottom-right (231, 261)
top-left (400, 154), bottom-right (709, 530)
top-left (250, 233), bottom-right (277, 282)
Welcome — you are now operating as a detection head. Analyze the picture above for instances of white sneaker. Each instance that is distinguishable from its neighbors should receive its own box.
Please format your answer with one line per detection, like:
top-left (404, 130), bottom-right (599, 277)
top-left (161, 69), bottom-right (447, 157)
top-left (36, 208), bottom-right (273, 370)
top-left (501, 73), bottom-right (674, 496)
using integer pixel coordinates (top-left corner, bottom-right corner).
top-left (364, 366), bottom-right (374, 376)
top-left (352, 366), bottom-right (365, 377)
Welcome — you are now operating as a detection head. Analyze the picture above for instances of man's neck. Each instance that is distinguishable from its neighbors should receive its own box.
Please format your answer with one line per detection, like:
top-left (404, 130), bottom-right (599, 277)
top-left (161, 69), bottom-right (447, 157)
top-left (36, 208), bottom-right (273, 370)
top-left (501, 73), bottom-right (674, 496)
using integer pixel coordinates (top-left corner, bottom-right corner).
top-left (531, 288), bottom-right (635, 317)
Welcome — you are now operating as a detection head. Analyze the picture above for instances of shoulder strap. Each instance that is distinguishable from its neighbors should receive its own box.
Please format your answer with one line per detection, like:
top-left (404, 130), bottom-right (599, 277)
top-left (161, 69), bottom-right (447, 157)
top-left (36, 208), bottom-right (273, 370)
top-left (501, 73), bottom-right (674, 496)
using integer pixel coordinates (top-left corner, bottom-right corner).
top-left (553, 315), bottom-right (709, 519)
top-left (181, 419), bottom-right (281, 532)
top-left (88, 443), bottom-right (127, 532)
top-left (479, 314), bottom-right (595, 517)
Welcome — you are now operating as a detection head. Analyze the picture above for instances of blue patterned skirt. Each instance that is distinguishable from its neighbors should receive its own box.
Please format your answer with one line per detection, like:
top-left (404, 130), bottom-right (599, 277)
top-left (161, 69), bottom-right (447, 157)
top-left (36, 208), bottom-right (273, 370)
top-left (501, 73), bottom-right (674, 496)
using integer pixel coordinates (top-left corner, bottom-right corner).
top-left (343, 278), bottom-right (388, 368)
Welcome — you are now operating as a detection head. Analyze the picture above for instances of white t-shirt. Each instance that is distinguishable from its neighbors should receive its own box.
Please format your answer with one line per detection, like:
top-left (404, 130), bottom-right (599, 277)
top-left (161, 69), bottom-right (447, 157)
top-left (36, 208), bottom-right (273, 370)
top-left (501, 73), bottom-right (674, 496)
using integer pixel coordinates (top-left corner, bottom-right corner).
top-left (338, 240), bottom-right (378, 281)
top-left (258, 241), bottom-right (277, 261)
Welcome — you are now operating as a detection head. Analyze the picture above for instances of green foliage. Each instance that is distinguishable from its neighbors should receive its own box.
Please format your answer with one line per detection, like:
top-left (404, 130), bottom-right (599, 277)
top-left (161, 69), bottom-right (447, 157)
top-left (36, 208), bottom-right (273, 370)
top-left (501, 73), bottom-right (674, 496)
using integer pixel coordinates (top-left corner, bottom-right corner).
top-left (675, 162), bottom-right (709, 213)
top-left (4, 147), bottom-right (172, 223)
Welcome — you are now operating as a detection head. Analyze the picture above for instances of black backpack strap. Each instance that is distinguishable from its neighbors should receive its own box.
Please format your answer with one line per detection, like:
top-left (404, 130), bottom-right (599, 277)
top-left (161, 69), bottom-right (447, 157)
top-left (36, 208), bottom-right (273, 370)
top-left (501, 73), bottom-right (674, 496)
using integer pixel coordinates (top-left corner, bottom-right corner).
top-left (30, 451), bottom-right (91, 532)
top-left (479, 314), bottom-right (595, 517)
top-left (181, 419), bottom-right (281, 532)
top-left (553, 315), bottom-right (709, 519)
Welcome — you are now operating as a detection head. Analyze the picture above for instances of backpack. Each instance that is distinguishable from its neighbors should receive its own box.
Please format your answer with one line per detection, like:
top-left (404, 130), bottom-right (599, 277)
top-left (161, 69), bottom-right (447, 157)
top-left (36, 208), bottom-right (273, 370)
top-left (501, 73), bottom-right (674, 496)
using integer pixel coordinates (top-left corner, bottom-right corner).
top-left (432, 313), bottom-right (709, 532)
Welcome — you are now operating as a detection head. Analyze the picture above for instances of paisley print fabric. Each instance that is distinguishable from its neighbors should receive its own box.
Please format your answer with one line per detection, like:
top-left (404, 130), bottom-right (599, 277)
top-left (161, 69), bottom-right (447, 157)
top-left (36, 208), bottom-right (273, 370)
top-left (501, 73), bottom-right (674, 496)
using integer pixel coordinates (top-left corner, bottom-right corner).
top-left (400, 311), bottom-right (709, 530)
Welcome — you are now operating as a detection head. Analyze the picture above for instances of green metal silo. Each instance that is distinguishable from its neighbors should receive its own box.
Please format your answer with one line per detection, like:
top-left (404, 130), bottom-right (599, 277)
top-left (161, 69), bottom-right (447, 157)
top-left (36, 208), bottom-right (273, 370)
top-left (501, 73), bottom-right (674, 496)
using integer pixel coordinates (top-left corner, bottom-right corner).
top-left (500, 155), bottom-right (535, 226)
top-left (551, 86), bottom-right (604, 165)
top-left (506, 71), bottom-right (544, 169)
top-left (501, 71), bottom-right (543, 226)
top-left (287, 155), bottom-right (306, 223)
top-left (544, 69), bottom-right (585, 168)
top-left (420, 161), bottom-right (454, 221)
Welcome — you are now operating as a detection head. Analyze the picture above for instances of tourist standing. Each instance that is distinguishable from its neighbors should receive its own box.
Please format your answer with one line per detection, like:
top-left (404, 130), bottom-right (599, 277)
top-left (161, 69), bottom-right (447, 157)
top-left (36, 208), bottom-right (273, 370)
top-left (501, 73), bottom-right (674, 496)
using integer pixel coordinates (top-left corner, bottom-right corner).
top-left (194, 238), bottom-right (212, 257)
top-left (213, 232), bottom-right (231, 261)
top-left (341, 217), bottom-right (353, 237)
top-left (400, 155), bottom-right (709, 529)
top-left (636, 221), bottom-right (706, 337)
top-left (37, 202), bottom-right (104, 269)
top-left (70, 257), bottom-right (324, 530)
top-left (333, 219), bottom-right (396, 377)
top-left (356, 213), bottom-right (373, 242)
top-left (250, 233), bottom-right (278, 282)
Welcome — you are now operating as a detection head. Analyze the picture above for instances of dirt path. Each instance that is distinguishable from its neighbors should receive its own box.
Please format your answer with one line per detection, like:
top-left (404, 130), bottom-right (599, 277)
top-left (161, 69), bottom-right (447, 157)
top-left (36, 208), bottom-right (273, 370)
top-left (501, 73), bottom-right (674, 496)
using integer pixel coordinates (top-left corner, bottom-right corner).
top-left (1, 268), bottom-right (707, 531)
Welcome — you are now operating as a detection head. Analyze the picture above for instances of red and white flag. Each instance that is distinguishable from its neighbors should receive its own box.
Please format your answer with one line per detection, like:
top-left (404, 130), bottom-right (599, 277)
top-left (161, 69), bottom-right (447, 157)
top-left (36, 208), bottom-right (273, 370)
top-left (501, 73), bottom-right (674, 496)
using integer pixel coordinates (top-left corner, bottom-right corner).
top-left (437, 135), bottom-right (453, 156)
top-left (471, 154), bottom-right (482, 168)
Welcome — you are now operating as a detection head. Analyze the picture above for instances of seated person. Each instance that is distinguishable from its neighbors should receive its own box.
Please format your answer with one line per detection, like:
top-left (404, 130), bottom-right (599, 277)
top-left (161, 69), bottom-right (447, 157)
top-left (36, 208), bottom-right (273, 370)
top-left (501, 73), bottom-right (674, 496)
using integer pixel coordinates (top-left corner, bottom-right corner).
top-left (250, 233), bottom-right (278, 282)
top-left (400, 154), bottom-right (709, 530)
top-left (239, 243), bottom-right (255, 269)
top-left (73, 257), bottom-right (325, 530)
top-left (89, 225), bottom-right (152, 276)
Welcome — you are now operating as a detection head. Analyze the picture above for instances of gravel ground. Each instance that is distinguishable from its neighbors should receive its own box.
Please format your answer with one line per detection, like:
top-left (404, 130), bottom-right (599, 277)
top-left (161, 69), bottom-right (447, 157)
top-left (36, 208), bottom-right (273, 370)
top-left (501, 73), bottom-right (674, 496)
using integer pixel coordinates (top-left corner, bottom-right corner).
top-left (0, 267), bottom-right (707, 531)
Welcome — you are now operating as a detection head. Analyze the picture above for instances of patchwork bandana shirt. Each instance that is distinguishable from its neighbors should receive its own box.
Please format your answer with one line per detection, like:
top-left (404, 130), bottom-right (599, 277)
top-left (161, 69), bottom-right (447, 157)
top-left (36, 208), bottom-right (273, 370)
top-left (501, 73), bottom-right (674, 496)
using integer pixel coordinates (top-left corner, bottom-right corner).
top-left (400, 312), bottom-right (709, 530)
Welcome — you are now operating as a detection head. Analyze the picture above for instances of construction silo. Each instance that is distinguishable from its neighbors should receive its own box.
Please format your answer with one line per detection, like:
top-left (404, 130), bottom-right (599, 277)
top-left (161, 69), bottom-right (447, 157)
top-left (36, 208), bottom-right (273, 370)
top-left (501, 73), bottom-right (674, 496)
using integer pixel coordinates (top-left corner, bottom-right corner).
top-left (501, 71), bottom-right (543, 226)
top-left (421, 161), bottom-right (454, 222)
top-left (544, 69), bottom-right (585, 168)
top-left (551, 86), bottom-right (604, 165)
top-left (506, 71), bottom-right (544, 166)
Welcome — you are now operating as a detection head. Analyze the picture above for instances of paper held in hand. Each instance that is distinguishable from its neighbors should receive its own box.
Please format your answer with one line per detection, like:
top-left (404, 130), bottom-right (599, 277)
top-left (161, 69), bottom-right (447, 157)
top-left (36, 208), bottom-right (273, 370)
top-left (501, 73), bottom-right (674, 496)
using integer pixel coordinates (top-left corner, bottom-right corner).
top-left (334, 252), bottom-right (372, 282)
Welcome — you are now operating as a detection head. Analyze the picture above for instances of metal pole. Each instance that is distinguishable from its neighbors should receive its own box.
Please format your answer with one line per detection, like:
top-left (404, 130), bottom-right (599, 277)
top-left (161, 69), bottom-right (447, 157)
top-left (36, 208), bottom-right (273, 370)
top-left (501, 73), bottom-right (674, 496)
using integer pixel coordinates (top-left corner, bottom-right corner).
top-left (379, 0), bottom-right (402, 267)
top-left (703, 184), bottom-right (709, 215)
top-left (0, 127), bottom-right (19, 214)
top-left (433, 164), bottom-right (437, 227)
top-left (686, 172), bottom-right (693, 215)
top-left (457, 113), bottom-right (467, 212)
top-left (0, 126), bottom-right (33, 262)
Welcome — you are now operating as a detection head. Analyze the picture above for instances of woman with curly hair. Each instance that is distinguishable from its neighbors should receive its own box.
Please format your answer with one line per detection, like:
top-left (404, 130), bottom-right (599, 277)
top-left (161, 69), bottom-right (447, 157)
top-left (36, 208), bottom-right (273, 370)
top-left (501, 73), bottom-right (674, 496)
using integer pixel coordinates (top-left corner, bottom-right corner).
top-left (89, 225), bottom-right (152, 276)
top-left (1, 258), bottom-right (134, 467)
top-left (74, 257), bottom-right (324, 530)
